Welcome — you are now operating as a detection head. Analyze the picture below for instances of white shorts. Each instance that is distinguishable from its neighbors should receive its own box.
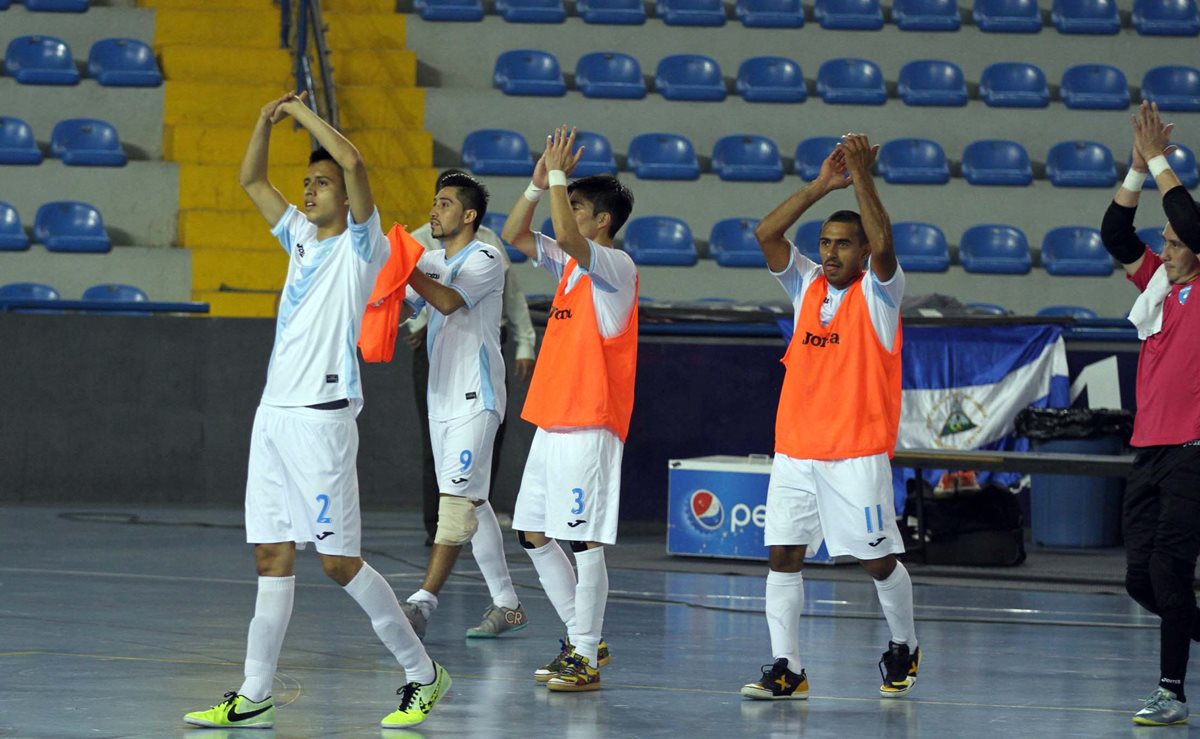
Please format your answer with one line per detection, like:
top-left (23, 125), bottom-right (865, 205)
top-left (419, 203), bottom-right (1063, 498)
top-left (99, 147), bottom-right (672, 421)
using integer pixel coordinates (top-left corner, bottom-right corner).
top-left (513, 427), bottom-right (623, 545)
top-left (764, 452), bottom-right (904, 560)
top-left (244, 404), bottom-right (361, 557)
top-left (430, 411), bottom-right (500, 501)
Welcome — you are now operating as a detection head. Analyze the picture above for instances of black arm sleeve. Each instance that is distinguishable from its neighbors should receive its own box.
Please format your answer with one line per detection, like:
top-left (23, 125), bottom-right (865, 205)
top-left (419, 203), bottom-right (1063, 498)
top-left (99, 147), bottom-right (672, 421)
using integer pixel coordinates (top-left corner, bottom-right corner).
top-left (1100, 200), bottom-right (1147, 265)
top-left (1162, 186), bottom-right (1200, 255)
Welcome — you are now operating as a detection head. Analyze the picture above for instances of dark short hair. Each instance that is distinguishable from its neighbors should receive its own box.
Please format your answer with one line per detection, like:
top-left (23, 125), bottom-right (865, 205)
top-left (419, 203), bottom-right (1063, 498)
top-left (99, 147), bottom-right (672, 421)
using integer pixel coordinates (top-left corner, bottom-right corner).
top-left (438, 171), bottom-right (489, 232)
top-left (435, 168), bottom-right (469, 192)
top-left (309, 146), bottom-right (336, 167)
top-left (568, 175), bottom-right (634, 238)
top-left (824, 210), bottom-right (867, 243)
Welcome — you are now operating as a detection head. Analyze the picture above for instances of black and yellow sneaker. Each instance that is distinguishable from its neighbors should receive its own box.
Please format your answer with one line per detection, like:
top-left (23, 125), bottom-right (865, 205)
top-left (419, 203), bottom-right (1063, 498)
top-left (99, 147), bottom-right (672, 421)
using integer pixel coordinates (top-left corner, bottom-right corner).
top-left (381, 661), bottom-right (451, 728)
top-left (547, 652), bottom-right (601, 692)
top-left (534, 637), bottom-right (611, 682)
top-left (878, 641), bottom-right (921, 698)
top-left (183, 691), bottom-right (275, 728)
top-left (741, 658), bottom-right (809, 700)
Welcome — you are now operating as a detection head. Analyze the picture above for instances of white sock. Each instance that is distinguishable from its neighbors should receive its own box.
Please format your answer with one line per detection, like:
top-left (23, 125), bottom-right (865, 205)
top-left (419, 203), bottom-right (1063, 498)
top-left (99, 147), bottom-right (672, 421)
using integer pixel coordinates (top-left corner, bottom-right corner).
top-left (874, 561), bottom-right (917, 647)
top-left (569, 547), bottom-right (608, 665)
top-left (345, 563), bottom-right (435, 685)
top-left (239, 576), bottom-right (295, 702)
top-left (405, 588), bottom-right (439, 619)
top-left (526, 540), bottom-right (577, 632)
top-left (765, 570), bottom-right (804, 674)
top-left (471, 503), bottom-right (520, 610)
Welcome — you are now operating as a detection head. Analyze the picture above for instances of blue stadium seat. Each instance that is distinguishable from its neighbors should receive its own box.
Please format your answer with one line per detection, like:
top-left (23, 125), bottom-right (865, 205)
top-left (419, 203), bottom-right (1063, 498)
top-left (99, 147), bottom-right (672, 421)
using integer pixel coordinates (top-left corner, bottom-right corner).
top-left (576, 51), bottom-right (647, 98)
top-left (979, 62), bottom-right (1049, 107)
top-left (627, 133), bottom-right (700, 179)
top-left (897, 60), bottom-right (967, 106)
top-left (571, 130), bottom-right (619, 176)
top-left (816, 58), bottom-right (886, 104)
top-left (792, 220), bottom-right (824, 262)
top-left (655, 54), bottom-right (726, 101)
top-left (1136, 226), bottom-right (1166, 254)
top-left (973, 0), bottom-right (1042, 31)
top-left (49, 118), bottom-right (127, 166)
top-left (657, 0), bottom-right (727, 24)
top-left (480, 212), bottom-right (526, 264)
top-left (4, 35), bottom-right (81, 85)
top-left (33, 201), bottom-right (110, 253)
top-left (414, 0), bottom-right (485, 21)
top-left (736, 56), bottom-right (806, 103)
top-left (578, 0), bottom-right (648, 23)
top-left (709, 218), bottom-right (766, 267)
top-left (0, 202), bottom-right (29, 251)
top-left (1037, 304), bottom-right (1099, 319)
top-left (1140, 65), bottom-right (1200, 112)
top-left (877, 138), bottom-right (949, 184)
top-left (1051, 0), bottom-right (1120, 33)
top-left (0, 116), bottom-right (44, 165)
top-left (891, 0), bottom-right (962, 29)
top-left (0, 0), bottom-right (11, 9)
top-left (87, 39), bottom-right (162, 87)
top-left (1046, 141), bottom-right (1116, 187)
top-left (794, 136), bottom-right (841, 180)
top-left (893, 222), bottom-right (950, 271)
top-left (1041, 227), bottom-right (1114, 276)
top-left (712, 134), bottom-right (785, 181)
top-left (1132, 0), bottom-right (1200, 35)
top-left (462, 129), bottom-right (534, 176)
top-left (493, 50), bottom-right (566, 96)
top-left (495, 0), bottom-right (567, 22)
top-left (959, 224), bottom-right (1032, 273)
top-left (736, 0), bottom-right (805, 26)
top-left (1141, 144), bottom-right (1199, 189)
top-left (1060, 64), bottom-right (1129, 109)
top-left (623, 216), bottom-right (699, 266)
top-left (815, 0), bottom-right (884, 28)
top-left (24, 0), bottom-right (89, 9)
top-left (83, 283), bottom-right (148, 302)
top-left (0, 283), bottom-right (60, 301)
top-left (961, 139), bottom-right (1033, 185)
top-left (967, 302), bottom-right (1011, 315)
top-left (540, 216), bottom-right (556, 239)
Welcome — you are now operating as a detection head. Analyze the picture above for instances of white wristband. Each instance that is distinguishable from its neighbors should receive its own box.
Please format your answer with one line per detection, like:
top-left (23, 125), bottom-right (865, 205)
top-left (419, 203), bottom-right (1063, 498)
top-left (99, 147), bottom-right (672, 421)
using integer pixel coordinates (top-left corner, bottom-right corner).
top-left (1123, 169), bottom-right (1147, 191)
top-left (1148, 155), bottom-right (1171, 178)
top-left (523, 181), bottom-right (544, 202)
top-left (548, 169), bottom-right (568, 188)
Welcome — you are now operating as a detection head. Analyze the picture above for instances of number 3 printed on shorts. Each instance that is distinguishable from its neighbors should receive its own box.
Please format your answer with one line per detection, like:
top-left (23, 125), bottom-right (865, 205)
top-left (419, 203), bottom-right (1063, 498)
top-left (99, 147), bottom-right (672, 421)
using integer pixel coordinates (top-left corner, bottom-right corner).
top-left (315, 493), bottom-right (332, 524)
top-left (570, 487), bottom-right (585, 516)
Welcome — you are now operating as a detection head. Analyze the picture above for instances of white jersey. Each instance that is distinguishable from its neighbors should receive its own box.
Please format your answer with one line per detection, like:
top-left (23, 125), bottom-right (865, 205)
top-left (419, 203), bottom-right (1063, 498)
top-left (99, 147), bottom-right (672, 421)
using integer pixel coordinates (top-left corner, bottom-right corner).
top-left (261, 205), bottom-right (388, 416)
top-left (535, 233), bottom-right (638, 339)
top-left (405, 240), bottom-right (507, 421)
top-left (773, 241), bottom-right (905, 352)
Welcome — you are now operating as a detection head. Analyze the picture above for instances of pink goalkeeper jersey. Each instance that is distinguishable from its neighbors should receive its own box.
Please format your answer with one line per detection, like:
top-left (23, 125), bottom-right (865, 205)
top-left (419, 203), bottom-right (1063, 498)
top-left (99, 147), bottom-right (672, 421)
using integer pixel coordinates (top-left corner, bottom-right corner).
top-left (1128, 251), bottom-right (1200, 447)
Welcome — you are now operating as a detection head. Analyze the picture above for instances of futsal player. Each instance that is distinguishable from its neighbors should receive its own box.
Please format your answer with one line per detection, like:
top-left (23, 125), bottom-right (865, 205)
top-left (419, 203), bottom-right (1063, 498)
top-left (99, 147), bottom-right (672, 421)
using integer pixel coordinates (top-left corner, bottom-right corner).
top-left (501, 126), bottom-right (637, 692)
top-left (398, 171), bottom-right (529, 640)
top-left (183, 91), bottom-right (448, 730)
top-left (740, 134), bottom-right (921, 700)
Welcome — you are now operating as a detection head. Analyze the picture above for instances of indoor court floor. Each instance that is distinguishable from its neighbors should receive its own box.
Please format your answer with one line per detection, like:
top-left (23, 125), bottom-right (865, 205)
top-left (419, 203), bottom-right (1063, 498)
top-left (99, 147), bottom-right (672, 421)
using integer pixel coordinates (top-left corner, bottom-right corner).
top-left (0, 505), bottom-right (1176, 738)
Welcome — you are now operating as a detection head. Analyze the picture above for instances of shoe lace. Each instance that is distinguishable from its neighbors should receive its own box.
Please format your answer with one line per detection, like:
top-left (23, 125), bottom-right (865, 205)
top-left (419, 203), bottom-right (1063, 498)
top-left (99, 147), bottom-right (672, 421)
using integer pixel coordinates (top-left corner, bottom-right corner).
top-left (218, 690), bottom-right (239, 708)
top-left (395, 682), bottom-right (419, 712)
top-left (878, 644), bottom-right (908, 683)
top-left (555, 638), bottom-right (572, 663)
top-left (1143, 689), bottom-right (1174, 709)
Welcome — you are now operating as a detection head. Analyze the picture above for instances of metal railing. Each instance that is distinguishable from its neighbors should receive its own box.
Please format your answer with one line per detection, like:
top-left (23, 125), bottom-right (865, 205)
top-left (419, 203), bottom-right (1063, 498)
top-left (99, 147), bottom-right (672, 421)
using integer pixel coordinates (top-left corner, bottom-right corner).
top-left (279, 0), bottom-right (340, 134)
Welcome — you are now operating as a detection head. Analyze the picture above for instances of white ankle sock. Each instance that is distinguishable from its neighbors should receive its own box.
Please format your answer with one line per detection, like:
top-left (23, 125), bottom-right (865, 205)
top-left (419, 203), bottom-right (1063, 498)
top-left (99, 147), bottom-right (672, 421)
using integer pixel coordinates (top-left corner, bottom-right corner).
top-left (471, 503), bottom-right (519, 610)
top-left (526, 540), bottom-right (577, 632)
top-left (239, 576), bottom-right (295, 702)
top-left (569, 547), bottom-right (608, 665)
top-left (765, 570), bottom-right (804, 674)
top-left (873, 561), bottom-right (917, 647)
top-left (345, 563), bottom-right (434, 684)
top-left (406, 588), bottom-right (439, 619)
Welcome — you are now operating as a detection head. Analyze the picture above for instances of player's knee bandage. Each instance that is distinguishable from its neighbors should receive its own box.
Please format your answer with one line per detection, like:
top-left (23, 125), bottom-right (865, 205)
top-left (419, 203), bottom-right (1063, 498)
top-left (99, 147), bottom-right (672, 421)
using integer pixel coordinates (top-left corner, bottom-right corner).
top-left (517, 531), bottom-right (535, 549)
top-left (434, 496), bottom-right (478, 545)
top-left (569, 540), bottom-right (590, 553)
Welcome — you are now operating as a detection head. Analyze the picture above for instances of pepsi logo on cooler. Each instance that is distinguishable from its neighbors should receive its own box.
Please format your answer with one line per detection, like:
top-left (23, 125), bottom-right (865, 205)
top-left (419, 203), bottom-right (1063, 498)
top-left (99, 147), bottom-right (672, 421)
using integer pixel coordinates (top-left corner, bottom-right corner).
top-left (688, 489), bottom-right (724, 531)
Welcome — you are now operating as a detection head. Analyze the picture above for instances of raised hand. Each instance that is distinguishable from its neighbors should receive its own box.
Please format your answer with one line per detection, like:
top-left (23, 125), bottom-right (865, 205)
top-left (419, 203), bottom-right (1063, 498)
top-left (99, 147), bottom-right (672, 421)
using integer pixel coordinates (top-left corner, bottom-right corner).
top-left (839, 133), bottom-right (880, 181)
top-left (1132, 101), bottom-right (1177, 162)
top-left (543, 125), bottom-right (586, 177)
top-left (261, 92), bottom-right (297, 124)
top-left (816, 147), bottom-right (852, 191)
top-left (272, 91), bottom-right (310, 124)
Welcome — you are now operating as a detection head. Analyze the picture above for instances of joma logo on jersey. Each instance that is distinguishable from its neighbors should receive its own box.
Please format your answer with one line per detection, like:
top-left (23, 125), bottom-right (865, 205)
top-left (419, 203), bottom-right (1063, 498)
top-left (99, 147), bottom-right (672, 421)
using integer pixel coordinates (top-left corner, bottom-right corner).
top-left (426, 272), bottom-right (440, 279)
top-left (800, 332), bottom-right (840, 347)
top-left (549, 306), bottom-right (573, 320)
top-left (296, 243), bottom-right (305, 258)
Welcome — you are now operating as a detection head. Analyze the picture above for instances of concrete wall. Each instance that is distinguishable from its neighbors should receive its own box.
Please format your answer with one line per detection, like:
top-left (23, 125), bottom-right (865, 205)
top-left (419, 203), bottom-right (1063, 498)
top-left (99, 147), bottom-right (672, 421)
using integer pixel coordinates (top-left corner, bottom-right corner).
top-left (0, 246), bottom-right (191, 301)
